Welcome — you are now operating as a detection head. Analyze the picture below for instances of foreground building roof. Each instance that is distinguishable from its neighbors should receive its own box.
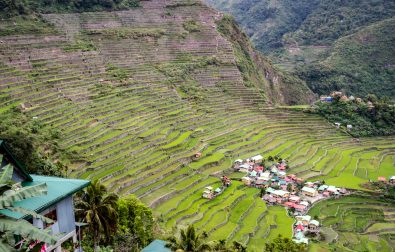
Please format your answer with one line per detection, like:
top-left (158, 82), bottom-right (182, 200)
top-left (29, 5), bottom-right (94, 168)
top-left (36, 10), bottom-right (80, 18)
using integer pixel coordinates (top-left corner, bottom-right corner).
top-left (0, 175), bottom-right (90, 219)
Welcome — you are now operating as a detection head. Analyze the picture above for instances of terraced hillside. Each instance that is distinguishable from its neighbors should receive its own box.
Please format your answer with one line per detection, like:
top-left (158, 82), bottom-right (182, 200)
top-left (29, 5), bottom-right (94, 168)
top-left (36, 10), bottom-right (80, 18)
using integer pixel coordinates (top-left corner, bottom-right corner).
top-left (0, 0), bottom-right (394, 250)
top-left (308, 195), bottom-right (395, 251)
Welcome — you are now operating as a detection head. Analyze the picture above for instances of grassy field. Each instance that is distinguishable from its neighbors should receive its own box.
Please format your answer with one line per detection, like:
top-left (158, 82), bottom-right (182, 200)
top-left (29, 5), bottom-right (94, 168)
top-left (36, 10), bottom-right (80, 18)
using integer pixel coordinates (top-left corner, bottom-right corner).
top-left (0, 1), bottom-right (394, 251)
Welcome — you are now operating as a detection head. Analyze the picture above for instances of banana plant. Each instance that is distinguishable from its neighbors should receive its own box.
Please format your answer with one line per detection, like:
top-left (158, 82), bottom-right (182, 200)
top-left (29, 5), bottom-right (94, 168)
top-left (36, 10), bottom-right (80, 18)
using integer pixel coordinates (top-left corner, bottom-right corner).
top-left (0, 161), bottom-right (57, 250)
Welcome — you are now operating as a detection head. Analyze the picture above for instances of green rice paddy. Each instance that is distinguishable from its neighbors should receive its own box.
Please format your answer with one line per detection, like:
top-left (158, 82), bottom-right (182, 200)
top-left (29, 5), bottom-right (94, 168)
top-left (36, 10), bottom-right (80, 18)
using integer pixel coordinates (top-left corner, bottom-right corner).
top-left (308, 195), bottom-right (395, 251)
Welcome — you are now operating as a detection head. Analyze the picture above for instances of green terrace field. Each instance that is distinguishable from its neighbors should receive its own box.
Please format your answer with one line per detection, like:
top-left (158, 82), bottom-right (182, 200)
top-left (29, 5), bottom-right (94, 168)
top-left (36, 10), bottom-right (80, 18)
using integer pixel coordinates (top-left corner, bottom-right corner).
top-left (308, 195), bottom-right (395, 251)
top-left (0, 0), bottom-right (394, 251)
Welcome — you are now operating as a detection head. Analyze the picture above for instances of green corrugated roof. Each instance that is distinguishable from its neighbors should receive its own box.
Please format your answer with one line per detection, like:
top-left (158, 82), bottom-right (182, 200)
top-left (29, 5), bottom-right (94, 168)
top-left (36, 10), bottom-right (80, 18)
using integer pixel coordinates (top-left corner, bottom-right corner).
top-left (0, 175), bottom-right (90, 219)
top-left (141, 240), bottom-right (171, 252)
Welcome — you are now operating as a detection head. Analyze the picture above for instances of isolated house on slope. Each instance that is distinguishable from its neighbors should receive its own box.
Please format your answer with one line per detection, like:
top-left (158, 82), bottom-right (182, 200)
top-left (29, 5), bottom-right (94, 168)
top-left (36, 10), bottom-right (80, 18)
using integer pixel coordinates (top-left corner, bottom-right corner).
top-left (0, 140), bottom-right (90, 252)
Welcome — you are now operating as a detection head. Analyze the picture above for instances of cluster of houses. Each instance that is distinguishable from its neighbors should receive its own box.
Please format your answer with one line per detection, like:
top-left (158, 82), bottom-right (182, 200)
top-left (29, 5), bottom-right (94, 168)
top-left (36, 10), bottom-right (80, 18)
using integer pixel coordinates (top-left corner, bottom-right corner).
top-left (202, 176), bottom-right (231, 200)
top-left (233, 155), bottom-right (349, 244)
top-left (320, 91), bottom-right (382, 131)
top-left (234, 155), bottom-right (295, 188)
top-left (378, 176), bottom-right (395, 184)
top-left (263, 181), bottom-right (347, 214)
top-left (320, 91), bottom-right (366, 104)
top-left (292, 215), bottom-right (320, 245)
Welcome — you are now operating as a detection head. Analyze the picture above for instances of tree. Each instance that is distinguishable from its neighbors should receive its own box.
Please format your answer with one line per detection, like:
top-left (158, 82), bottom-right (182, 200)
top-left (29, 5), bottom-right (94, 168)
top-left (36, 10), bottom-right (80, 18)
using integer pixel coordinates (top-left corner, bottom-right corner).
top-left (166, 225), bottom-right (211, 252)
top-left (265, 235), bottom-right (307, 252)
top-left (116, 195), bottom-right (154, 250)
top-left (0, 108), bottom-right (64, 176)
top-left (211, 239), bottom-right (229, 251)
top-left (0, 163), bottom-right (57, 250)
top-left (260, 187), bottom-right (266, 198)
top-left (209, 239), bottom-right (248, 252)
top-left (76, 180), bottom-right (118, 251)
top-left (287, 183), bottom-right (292, 192)
top-left (232, 241), bottom-right (247, 252)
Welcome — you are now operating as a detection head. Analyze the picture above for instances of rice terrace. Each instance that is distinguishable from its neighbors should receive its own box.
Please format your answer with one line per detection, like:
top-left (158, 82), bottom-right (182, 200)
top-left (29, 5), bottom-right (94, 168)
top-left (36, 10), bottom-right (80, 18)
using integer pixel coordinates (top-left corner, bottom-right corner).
top-left (0, 0), bottom-right (394, 251)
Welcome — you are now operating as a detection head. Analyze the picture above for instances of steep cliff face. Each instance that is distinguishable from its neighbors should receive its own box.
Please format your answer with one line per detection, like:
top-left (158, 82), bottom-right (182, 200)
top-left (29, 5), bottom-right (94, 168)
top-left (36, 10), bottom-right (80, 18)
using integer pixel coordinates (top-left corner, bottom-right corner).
top-left (215, 15), bottom-right (315, 105)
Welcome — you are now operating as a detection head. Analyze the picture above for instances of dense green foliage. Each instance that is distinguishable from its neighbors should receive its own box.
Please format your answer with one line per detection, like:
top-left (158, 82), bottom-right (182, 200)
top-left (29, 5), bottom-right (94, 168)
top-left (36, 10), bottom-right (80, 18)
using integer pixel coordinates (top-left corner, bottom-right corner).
top-left (365, 181), bottom-right (395, 200)
top-left (206, 0), bottom-right (320, 53)
top-left (216, 15), bottom-right (267, 91)
top-left (0, 165), bottom-right (56, 251)
top-left (116, 195), bottom-right (154, 250)
top-left (297, 18), bottom-right (395, 97)
top-left (166, 225), bottom-right (248, 252)
top-left (0, 108), bottom-right (65, 176)
top-left (208, 0), bottom-right (395, 52)
top-left (286, 0), bottom-right (395, 46)
top-left (0, 0), bottom-right (140, 17)
top-left (264, 235), bottom-right (306, 252)
top-left (76, 181), bottom-right (155, 252)
top-left (207, 0), bottom-right (395, 98)
top-left (166, 225), bottom-right (211, 252)
top-left (312, 95), bottom-right (395, 137)
top-left (76, 180), bottom-right (119, 250)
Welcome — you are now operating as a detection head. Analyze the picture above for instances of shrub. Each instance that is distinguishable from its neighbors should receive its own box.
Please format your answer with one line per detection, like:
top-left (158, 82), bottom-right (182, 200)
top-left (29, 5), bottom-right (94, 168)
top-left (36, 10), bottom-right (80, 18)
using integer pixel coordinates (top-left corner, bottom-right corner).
top-left (183, 20), bottom-right (200, 32)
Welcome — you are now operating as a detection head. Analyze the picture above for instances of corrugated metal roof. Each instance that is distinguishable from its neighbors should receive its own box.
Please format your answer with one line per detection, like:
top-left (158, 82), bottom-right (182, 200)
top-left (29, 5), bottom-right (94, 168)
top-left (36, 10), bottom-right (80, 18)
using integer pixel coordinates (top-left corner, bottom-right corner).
top-left (141, 240), bottom-right (171, 252)
top-left (302, 186), bottom-right (317, 194)
top-left (0, 175), bottom-right (90, 219)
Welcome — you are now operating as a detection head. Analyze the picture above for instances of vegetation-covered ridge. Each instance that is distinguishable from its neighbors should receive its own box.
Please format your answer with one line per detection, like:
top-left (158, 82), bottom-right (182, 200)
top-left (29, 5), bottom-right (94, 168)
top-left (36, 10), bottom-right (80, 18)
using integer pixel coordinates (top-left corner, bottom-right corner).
top-left (310, 94), bottom-right (395, 137)
top-left (216, 15), bottom-right (315, 105)
top-left (296, 17), bottom-right (395, 97)
top-left (205, 0), bottom-right (395, 98)
top-left (0, 0), bottom-right (140, 17)
top-left (0, 107), bottom-right (67, 176)
top-left (283, 0), bottom-right (395, 46)
top-left (205, 0), bottom-right (321, 53)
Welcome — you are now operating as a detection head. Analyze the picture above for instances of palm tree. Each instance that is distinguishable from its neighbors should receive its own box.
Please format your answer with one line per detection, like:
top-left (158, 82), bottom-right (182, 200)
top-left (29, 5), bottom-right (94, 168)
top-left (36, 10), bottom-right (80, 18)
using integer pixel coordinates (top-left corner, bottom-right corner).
top-left (76, 180), bottom-right (118, 251)
top-left (166, 225), bottom-right (211, 251)
top-left (0, 163), bottom-right (56, 250)
top-left (210, 239), bottom-right (232, 252)
top-left (232, 241), bottom-right (247, 252)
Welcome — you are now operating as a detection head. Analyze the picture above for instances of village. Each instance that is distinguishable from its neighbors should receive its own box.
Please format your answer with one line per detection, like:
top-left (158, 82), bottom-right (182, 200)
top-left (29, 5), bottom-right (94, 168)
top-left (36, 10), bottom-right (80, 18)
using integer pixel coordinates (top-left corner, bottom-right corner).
top-left (200, 151), bottom-right (395, 246)
top-left (230, 154), bottom-right (349, 245)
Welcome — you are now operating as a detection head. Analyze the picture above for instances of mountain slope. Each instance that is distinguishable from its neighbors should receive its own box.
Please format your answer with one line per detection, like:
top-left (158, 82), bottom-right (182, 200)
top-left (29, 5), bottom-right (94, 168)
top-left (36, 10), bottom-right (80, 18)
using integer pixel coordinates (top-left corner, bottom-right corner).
top-left (216, 15), bottom-right (315, 105)
top-left (298, 17), bottom-right (395, 96)
top-left (206, 0), bottom-right (395, 98)
top-left (1, 0), bottom-right (394, 249)
top-left (205, 0), bottom-right (320, 53)
top-left (285, 0), bottom-right (395, 46)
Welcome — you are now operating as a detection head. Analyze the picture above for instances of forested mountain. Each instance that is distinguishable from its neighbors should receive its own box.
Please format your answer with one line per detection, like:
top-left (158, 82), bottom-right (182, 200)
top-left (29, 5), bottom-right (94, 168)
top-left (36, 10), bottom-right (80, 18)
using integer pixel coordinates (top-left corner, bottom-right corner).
top-left (298, 18), bottom-right (395, 97)
top-left (205, 0), bottom-right (395, 98)
top-left (205, 0), bottom-right (321, 53)
top-left (0, 0), bottom-right (140, 17)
